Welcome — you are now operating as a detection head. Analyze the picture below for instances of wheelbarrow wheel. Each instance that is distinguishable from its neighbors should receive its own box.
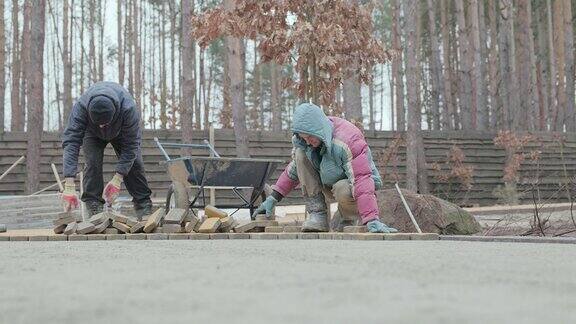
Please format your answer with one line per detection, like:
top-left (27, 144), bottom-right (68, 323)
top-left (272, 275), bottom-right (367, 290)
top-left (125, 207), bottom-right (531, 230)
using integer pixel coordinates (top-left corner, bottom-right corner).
top-left (166, 181), bottom-right (190, 213)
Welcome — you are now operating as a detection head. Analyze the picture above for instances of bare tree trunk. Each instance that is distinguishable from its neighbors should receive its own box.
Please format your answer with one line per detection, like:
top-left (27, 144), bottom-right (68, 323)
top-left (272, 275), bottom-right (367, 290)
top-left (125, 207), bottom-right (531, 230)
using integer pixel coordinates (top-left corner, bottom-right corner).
top-left (469, 0), bottom-right (487, 130)
top-left (79, 0), bottom-right (85, 92)
top-left (181, 0), bottom-right (195, 153)
top-left (88, 0), bottom-right (96, 83)
top-left (221, 42), bottom-right (232, 128)
top-left (224, 0), bottom-right (249, 157)
top-left (440, 0), bottom-right (454, 130)
top-left (535, 2), bottom-right (548, 130)
top-left (0, 0), bottom-right (5, 133)
top-left (98, 0), bottom-right (104, 81)
top-left (26, 0), bottom-right (46, 194)
top-left (19, 0), bottom-right (32, 131)
top-left (368, 73), bottom-right (374, 131)
top-left (132, 0), bottom-right (141, 110)
top-left (169, 0), bottom-right (177, 127)
top-left (498, 0), bottom-right (518, 130)
top-left (553, 0), bottom-right (566, 131)
top-left (405, 0), bottom-right (421, 192)
top-left (343, 74), bottom-right (362, 124)
top-left (62, 0), bottom-right (73, 126)
top-left (516, 0), bottom-right (539, 131)
top-left (126, 0), bottom-right (133, 94)
top-left (117, 0), bottom-right (124, 85)
top-left (454, 0), bottom-right (473, 129)
top-left (487, 0), bottom-right (500, 129)
top-left (270, 62), bottom-right (282, 132)
top-left (547, 0), bottom-right (557, 130)
top-left (200, 47), bottom-right (208, 130)
top-left (10, 0), bottom-right (21, 131)
top-left (426, 0), bottom-right (442, 130)
top-left (563, 0), bottom-right (575, 131)
top-left (392, 0), bottom-right (405, 131)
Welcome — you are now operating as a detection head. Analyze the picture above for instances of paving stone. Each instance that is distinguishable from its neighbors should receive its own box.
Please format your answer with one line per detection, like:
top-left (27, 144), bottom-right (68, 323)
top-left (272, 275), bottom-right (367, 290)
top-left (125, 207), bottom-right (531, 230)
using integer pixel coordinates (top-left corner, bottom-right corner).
top-left (7, 235), bottom-right (26, 242)
top-left (209, 233), bottom-right (229, 240)
top-left (298, 233), bottom-right (319, 240)
top-left (144, 208), bottom-right (166, 233)
top-left (68, 235), bottom-right (88, 241)
top-left (168, 233), bottom-right (190, 240)
top-left (88, 212), bottom-right (110, 225)
top-left (341, 233), bottom-right (360, 240)
top-left (318, 233), bottom-right (334, 240)
top-left (77, 222), bottom-right (95, 235)
top-left (254, 220), bottom-right (279, 227)
top-left (130, 221), bottom-right (146, 234)
top-left (265, 226), bottom-right (284, 233)
top-left (53, 224), bottom-right (67, 234)
top-left (106, 234), bottom-right (126, 240)
top-left (126, 233), bottom-right (147, 240)
top-left (112, 221), bottom-right (132, 234)
top-left (283, 226), bottom-right (302, 233)
top-left (162, 224), bottom-right (183, 233)
top-left (358, 233), bottom-right (385, 241)
top-left (383, 233), bottom-right (411, 241)
top-left (87, 234), bottom-right (107, 241)
top-left (124, 217), bottom-right (139, 227)
top-left (331, 233), bottom-right (345, 240)
top-left (246, 227), bottom-right (265, 233)
top-left (343, 226), bottom-right (367, 233)
top-left (198, 218), bottom-right (221, 233)
top-left (228, 233), bottom-right (250, 239)
top-left (91, 219), bottom-right (111, 234)
top-left (164, 208), bottom-right (188, 224)
top-left (250, 233), bottom-right (278, 240)
top-left (28, 235), bottom-right (48, 241)
top-left (147, 233), bottom-right (168, 240)
top-left (48, 235), bottom-right (67, 241)
top-left (410, 233), bottom-right (439, 241)
top-left (189, 233), bottom-right (210, 240)
top-left (110, 212), bottom-right (132, 224)
top-left (104, 228), bottom-right (119, 235)
top-left (255, 214), bottom-right (276, 221)
top-left (63, 222), bottom-right (78, 235)
top-left (184, 220), bottom-right (198, 233)
top-left (219, 216), bottom-right (235, 230)
top-left (0, 224), bottom-right (6, 233)
top-left (276, 233), bottom-right (299, 240)
top-left (53, 214), bottom-right (79, 227)
top-left (204, 205), bottom-right (228, 219)
top-left (153, 227), bottom-right (164, 233)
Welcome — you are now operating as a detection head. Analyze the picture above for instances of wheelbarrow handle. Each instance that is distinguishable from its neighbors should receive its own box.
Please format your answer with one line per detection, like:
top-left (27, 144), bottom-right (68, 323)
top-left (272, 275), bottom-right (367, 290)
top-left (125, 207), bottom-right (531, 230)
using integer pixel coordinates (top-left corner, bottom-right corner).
top-left (154, 137), bottom-right (172, 161)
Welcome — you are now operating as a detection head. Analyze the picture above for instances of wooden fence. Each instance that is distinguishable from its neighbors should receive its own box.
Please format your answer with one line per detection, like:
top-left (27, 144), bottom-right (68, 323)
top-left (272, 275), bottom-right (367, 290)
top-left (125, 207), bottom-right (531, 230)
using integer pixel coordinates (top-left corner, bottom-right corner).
top-left (1, 129), bottom-right (576, 206)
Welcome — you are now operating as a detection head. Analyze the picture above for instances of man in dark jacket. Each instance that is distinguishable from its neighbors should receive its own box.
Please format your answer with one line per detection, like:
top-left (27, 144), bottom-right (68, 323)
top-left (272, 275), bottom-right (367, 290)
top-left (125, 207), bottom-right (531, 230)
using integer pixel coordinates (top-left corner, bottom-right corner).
top-left (61, 81), bottom-right (153, 219)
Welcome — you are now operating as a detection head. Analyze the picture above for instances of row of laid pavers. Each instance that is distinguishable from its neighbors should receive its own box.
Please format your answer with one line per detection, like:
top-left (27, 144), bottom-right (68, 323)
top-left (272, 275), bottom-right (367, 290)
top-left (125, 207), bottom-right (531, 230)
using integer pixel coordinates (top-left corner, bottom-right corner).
top-left (0, 232), bottom-right (438, 241)
top-left (440, 235), bottom-right (576, 244)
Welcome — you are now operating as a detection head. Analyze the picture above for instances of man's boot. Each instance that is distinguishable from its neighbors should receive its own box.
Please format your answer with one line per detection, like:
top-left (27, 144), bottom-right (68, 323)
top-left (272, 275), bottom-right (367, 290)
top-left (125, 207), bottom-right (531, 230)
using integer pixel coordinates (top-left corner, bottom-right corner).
top-left (134, 200), bottom-right (153, 221)
top-left (86, 201), bottom-right (103, 217)
top-left (302, 192), bottom-right (329, 232)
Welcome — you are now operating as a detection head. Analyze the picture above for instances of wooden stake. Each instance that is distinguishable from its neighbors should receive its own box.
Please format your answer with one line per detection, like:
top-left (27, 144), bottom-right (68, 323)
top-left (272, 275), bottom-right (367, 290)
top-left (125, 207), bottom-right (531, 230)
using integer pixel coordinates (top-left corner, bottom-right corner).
top-left (51, 163), bottom-right (64, 192)
top-left (0, 156), bottom-right (25, 182)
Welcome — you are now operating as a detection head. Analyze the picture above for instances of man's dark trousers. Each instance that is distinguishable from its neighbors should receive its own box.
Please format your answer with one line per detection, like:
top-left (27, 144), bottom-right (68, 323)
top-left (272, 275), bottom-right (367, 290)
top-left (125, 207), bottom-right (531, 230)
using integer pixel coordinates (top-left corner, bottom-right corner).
top-left (81, 134), bottom-right (152, 208)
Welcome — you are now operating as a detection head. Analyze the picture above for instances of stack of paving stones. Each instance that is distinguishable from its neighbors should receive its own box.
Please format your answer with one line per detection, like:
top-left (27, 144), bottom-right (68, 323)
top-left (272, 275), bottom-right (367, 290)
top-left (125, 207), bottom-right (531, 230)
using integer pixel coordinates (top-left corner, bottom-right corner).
top-left (0, 207), bottom-right (441, 241)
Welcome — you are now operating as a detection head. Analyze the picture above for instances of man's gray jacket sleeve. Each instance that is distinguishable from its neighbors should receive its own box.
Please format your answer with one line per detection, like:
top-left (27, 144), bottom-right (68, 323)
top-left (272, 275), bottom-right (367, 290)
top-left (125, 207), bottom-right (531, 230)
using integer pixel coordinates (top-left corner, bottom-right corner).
top-left (115, 106), bottom-right (141, 176)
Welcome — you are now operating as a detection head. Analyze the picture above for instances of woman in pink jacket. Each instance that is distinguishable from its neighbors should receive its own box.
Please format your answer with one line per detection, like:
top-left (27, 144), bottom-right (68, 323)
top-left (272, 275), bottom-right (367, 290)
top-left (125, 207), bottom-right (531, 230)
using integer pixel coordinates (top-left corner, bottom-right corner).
top-left (253, 103), bottom-right (397, 233)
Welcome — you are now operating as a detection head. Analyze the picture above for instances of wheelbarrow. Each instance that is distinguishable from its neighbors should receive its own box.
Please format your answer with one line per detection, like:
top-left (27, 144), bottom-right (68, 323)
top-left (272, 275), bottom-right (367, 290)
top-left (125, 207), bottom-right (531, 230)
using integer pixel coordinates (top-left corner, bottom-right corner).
top-left (154, 137), bottom-right (283, 219)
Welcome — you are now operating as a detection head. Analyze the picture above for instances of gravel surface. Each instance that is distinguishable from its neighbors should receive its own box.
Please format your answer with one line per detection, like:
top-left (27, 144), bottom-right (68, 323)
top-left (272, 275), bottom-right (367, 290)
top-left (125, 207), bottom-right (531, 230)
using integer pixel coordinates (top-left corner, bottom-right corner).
top-left (0, 240), bottom-right (575, 324)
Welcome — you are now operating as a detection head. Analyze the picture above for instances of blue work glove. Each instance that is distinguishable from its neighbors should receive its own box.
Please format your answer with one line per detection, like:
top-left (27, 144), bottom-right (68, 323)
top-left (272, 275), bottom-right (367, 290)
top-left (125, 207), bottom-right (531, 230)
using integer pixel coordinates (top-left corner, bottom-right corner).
top-left (252, 196), bottom-right (278, 219)
top-left (366, 219), bottom-right (398, 233)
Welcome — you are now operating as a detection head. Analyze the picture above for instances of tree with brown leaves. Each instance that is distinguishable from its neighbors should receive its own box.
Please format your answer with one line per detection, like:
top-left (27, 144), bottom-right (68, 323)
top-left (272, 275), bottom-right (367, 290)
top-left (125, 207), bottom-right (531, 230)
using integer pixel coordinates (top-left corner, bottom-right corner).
top-left (191, 0), bottom-right (395, 108)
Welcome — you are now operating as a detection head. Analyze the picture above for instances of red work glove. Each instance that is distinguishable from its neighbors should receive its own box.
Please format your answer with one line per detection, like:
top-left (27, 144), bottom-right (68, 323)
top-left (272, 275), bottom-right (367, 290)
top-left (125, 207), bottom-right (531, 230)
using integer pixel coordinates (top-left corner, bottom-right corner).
top-left (62, 178), bottom-right (80, 212)
top-left (103, 173), bottom-right (123, 205)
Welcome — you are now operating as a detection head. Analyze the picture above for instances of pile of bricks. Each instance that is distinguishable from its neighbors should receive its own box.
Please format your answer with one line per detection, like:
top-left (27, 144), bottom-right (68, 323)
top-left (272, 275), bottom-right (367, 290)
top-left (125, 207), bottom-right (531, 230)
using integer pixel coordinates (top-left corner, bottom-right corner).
top-left (52, 210), bottom-right (148, 236)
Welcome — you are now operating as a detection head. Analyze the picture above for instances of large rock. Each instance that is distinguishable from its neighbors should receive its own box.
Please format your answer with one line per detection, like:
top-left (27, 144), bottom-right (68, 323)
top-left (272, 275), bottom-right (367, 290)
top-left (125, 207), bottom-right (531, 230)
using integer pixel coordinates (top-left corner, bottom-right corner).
top-left (376, 189), bottom-right (481, 235)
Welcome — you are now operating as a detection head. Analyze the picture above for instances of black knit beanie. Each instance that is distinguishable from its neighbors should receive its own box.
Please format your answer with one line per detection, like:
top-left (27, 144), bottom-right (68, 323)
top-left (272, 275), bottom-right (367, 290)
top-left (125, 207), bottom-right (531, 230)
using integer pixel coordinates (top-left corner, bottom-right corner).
top-left (88, 95), bottom-right (116, 126)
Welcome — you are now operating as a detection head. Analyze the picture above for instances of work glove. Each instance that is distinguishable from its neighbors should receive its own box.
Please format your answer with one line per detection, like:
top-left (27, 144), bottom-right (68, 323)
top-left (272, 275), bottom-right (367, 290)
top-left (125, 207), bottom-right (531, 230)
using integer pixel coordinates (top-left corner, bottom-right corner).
top-left (251, 196), bottom-right (278, 219)
top-left (62, 178), bottom-right (80, 212)
top-left (103, 173), bottom-right (123, 206)
top-left (366, 219), bottom-right (398, 233)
